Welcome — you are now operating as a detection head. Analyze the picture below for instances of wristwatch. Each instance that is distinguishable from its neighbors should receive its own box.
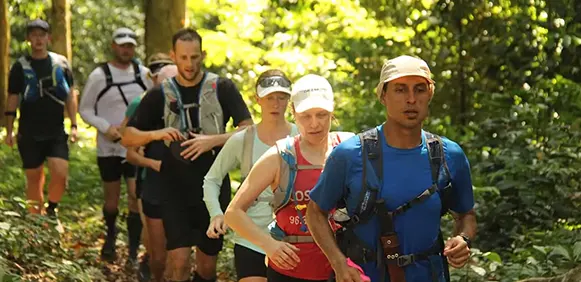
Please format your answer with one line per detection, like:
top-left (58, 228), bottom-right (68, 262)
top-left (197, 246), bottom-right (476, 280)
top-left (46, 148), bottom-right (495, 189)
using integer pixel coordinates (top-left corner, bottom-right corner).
top-left (460, 234), bottom-right (472, 248)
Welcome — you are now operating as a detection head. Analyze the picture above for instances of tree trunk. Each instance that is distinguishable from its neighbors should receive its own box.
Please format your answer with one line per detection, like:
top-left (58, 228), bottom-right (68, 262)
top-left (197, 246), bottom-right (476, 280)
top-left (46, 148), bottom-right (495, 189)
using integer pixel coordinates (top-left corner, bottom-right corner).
top-left (0, 0), bottom-right (10, 127)
top-left (145, 0), bottom-right (186, 59)
top-left (50, 0), bottom-right (72, 63)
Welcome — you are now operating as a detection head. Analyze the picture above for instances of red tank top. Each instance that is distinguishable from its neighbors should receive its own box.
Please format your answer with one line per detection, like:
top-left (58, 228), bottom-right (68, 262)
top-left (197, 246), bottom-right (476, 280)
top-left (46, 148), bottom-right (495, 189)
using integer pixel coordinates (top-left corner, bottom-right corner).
top-left (270, 133), bottom-right (342, 280)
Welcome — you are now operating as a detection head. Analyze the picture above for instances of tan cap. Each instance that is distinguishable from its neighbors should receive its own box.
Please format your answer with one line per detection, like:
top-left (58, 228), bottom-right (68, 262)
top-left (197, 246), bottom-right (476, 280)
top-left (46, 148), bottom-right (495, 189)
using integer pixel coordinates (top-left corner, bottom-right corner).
top-left (376, 55), bottom-right (435, 98)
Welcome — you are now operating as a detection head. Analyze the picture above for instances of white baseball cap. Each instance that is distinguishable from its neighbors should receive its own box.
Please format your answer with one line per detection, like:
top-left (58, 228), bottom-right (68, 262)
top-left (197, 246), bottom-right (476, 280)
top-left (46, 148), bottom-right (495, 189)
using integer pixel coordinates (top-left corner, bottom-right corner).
top-left (256, 75), bottom-right (292, 98)
top-left (291, 74), bottom-right (334, 113)
top-left (112, 27), bottom-right (137, 46)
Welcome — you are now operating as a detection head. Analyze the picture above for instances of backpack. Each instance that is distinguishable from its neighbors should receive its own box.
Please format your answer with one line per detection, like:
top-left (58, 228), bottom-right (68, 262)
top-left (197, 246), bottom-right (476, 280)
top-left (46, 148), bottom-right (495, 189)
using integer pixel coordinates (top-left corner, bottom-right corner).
top-left (268, 132), bottom-right (355, 243)
top-left (160, 72), bottom-right (224, 140)
top-left (94, 60), bottom-right (147, 115)
top-left (240, 124), bottom-right (256, 181)
top-left (334, 128), bottom-right (453, 282)
top-left (19, 52), bottom-right (70, 106)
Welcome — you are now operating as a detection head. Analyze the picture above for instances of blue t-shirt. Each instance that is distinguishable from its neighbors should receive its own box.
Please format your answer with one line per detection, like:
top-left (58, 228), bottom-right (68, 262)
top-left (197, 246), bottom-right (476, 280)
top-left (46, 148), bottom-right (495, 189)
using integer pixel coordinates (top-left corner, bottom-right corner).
top-left (310, 125), bottom-right (474, 282)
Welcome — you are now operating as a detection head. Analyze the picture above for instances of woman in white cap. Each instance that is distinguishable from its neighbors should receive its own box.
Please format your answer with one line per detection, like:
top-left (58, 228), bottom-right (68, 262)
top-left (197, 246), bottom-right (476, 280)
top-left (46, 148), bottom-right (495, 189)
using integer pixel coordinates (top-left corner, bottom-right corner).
top-left (202, 69), bottom-right (298, 282)
top-left (225, 74), bottom-right (354, 282)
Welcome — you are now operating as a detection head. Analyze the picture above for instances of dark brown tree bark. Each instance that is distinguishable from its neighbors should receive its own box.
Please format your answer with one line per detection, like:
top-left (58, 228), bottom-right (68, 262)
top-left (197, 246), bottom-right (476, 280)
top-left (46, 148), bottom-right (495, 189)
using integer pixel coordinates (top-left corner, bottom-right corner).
top-left (145, 0), bottom-right (186, 58)
top-left (50, 0), bottom-right (72, 63)
top-left (0, 0), bottom-right (10, 127)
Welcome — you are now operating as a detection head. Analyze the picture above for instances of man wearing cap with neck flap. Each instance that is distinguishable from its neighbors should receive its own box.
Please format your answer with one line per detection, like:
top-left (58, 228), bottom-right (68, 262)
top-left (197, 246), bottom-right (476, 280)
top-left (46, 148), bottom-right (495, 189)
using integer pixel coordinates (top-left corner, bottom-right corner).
top-left (3, 19), bottom-right (77, 222)
top-left (79, 27), bottom-right (154, 265)
top-left (307, 55), bottom-right (477, 282)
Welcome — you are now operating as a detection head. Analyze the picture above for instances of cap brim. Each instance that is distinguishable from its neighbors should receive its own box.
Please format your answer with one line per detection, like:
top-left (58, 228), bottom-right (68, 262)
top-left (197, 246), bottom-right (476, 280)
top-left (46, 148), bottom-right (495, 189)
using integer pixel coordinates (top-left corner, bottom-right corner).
top-left (27, 26), bottom-right (49, 32)
top-left (376, 72), bottom-right (435, 98)
top-left (257, 86), bottom-right (291, 98)
top-left (114, 37), bottom-right (137, 46)
top-left (383, 72), bottom-right (435, 85)
top-left (293, 97), bottom-right (334, 113)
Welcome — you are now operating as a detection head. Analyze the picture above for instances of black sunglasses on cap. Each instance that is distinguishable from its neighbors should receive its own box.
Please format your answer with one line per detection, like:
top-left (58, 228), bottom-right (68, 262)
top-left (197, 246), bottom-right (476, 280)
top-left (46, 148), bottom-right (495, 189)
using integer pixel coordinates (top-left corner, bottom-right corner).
top-left (257, 76), bottom-right (291, 89)
top-left (149, 60), bottom-right (174, 74)
top-left (114, 33), bottom-right (137, 40)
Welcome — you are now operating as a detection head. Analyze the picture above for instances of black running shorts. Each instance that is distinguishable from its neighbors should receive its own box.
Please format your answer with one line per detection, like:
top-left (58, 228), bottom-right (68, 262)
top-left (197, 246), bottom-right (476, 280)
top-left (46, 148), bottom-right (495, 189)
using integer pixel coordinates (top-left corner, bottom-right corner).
top-left (17, 134), bottom-right (69, 169)
top-left (234, 244), bottom-right (267, 279)
top-left (97, 156), bottom-right (136, 182)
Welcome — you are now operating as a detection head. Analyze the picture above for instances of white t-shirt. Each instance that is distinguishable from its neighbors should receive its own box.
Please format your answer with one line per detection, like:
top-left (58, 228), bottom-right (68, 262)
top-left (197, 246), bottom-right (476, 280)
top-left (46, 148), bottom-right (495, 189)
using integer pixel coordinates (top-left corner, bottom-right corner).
top-left (79, 63), bottom-right (154, 157)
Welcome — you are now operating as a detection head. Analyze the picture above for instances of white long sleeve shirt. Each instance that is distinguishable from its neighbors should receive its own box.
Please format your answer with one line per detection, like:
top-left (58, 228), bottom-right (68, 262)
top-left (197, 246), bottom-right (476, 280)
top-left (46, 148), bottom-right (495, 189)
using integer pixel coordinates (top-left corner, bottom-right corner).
top-left (79, 63), bottom-right (153, 157)
top-left (203, 124), bottom-right (299, 254)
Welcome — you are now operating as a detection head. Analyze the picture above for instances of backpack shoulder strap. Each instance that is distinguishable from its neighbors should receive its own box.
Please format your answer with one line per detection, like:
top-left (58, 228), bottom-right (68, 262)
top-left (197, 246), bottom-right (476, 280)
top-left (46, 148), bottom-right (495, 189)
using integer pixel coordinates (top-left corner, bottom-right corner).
top-left (424, 131), bottom-right (450, 185)
top-left (94, 63), bottom-right (114, 114)
top-left (99, 63), bottom-right (113, 86)
top-left (132, 60), bottom-right (147, 91)
top-left (424, 131), bottom-right (452, 216)
top-left (18, 55), bottom-right (32, 69)
top-left (272, 136), bottom-right (297, 214)
top-left (48, 52), bottom-right (70, 70)
top-left (347, 128), bottom-right (382, 225)
top-left (240, 125), bottom-right (256, 180)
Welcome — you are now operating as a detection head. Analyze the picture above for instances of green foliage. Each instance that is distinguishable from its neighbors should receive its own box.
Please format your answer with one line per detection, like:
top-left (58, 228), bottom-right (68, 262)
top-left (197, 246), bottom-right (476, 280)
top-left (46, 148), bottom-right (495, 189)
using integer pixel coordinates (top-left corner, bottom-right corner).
top-left (4, 0), bottom-right (581, 280)
top-left (450, 223), bottom-right (581, 281)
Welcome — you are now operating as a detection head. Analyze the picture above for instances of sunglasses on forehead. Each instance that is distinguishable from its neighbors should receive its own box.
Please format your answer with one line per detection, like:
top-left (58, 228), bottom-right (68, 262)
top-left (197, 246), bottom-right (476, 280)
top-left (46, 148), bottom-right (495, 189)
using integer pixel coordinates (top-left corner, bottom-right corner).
top-left (114, 32), bottom-right (137, 40)
top-left (257, 76), bottom-right (291, 89)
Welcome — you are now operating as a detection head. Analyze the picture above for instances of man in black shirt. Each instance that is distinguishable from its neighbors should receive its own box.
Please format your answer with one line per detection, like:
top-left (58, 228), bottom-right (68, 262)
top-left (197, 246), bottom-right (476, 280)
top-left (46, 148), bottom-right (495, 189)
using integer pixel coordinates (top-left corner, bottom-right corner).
top-left (3, 19), bottom-right (77, 218)
top-left (123, 28), bottom-right (253, 282)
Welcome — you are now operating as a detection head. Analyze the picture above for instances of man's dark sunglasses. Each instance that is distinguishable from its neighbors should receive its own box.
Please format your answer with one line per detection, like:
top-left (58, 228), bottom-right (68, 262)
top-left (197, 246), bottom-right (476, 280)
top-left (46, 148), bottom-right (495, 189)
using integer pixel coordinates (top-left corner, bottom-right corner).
top-left (258, 76), bottom-right (291, 88)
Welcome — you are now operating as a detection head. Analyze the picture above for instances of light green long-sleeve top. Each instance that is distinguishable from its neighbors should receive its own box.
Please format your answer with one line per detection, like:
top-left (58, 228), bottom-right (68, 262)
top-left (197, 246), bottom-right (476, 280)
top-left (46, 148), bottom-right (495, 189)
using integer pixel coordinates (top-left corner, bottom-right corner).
top-left (203, 123), bottom-right (299, 254)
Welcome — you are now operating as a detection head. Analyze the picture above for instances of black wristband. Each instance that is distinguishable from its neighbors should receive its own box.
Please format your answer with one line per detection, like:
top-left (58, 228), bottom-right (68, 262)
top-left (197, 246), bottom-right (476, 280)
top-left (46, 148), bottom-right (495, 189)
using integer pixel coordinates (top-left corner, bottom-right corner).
top-left (460, 234), bottom-right (472, 248)
top-left (71, 124), bottom-right (78, 129)
top-left (4, 111), bottom-right (16, 117)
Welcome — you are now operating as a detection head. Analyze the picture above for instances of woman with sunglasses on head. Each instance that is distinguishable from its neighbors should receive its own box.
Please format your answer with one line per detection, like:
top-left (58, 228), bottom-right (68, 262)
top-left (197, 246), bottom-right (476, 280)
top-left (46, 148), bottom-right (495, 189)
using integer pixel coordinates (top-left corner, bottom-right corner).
top-left (203, 69), bottom-right (298, 282)
top-left (224, 74), bottom-right (354, 282)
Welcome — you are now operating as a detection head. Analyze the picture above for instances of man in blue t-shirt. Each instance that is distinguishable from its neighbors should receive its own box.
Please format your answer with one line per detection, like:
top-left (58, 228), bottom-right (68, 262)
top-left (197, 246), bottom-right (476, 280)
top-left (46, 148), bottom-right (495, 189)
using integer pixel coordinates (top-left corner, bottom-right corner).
top-left (306, 55), bottom-right (477, 282)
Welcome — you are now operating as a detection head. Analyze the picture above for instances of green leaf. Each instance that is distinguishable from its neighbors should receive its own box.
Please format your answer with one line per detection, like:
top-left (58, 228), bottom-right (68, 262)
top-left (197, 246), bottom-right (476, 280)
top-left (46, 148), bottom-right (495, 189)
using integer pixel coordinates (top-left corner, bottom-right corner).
top-left (573, 241), bottom-right (581, 261)
top-left (548, 245), bottom-right (571, 260)
top-left (470, 265), bottom-right (486, 276)
top-left (532, 245), bottom-right (548, 255)
top-left (3, 211), bottom-right (20, 218)
top-left (0, 222), bottom-right (10, 231)
top-left (483, 251), bottom-right (502, 263)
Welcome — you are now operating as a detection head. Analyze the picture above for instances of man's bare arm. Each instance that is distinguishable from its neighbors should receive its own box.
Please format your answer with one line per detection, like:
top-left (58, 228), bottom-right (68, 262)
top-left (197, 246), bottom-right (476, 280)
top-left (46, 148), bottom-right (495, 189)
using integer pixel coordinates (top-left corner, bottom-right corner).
top-left (121, 126), bottom-right (184, 148)
top-left (451, 209), bottom-right (477, 239)
top-left (121, 127), bottom-right (158, 148)
top-left (66, 89), bottom-right (78, 126)
top-left (306, 201), bottom-right (347, 268)
top-left (126, 146), bottom-right (158, 170)
top-left (4, 95), bottom-right (19, 134)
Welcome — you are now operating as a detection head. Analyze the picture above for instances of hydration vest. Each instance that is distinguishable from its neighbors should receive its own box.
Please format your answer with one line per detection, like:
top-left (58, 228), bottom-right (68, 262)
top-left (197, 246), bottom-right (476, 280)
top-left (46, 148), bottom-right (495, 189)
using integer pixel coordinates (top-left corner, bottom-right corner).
top-left (160, 72), bottom-right (224, 146)
top-left (240, 124), bottom-right (256, 181)
top-left (94, 60), bottom-right (147, 115)
top-left (268, 132), bottom-right (355, 244)
top-left (333, 128), bottom-right (453, 282)
top-left (19, 52), bottom-right (70, 106)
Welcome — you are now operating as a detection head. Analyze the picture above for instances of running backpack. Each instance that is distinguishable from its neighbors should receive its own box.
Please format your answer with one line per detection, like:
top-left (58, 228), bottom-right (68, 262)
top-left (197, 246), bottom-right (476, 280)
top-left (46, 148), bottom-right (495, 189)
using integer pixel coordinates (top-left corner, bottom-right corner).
top-left (19, 52), bottom-right (70, 106)
top-left (333, 128), bottom-right (453, 282)
top-left (268, 132), bottom-right (354, 243)
top-left (94, 59), bottom-right (147, 115)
